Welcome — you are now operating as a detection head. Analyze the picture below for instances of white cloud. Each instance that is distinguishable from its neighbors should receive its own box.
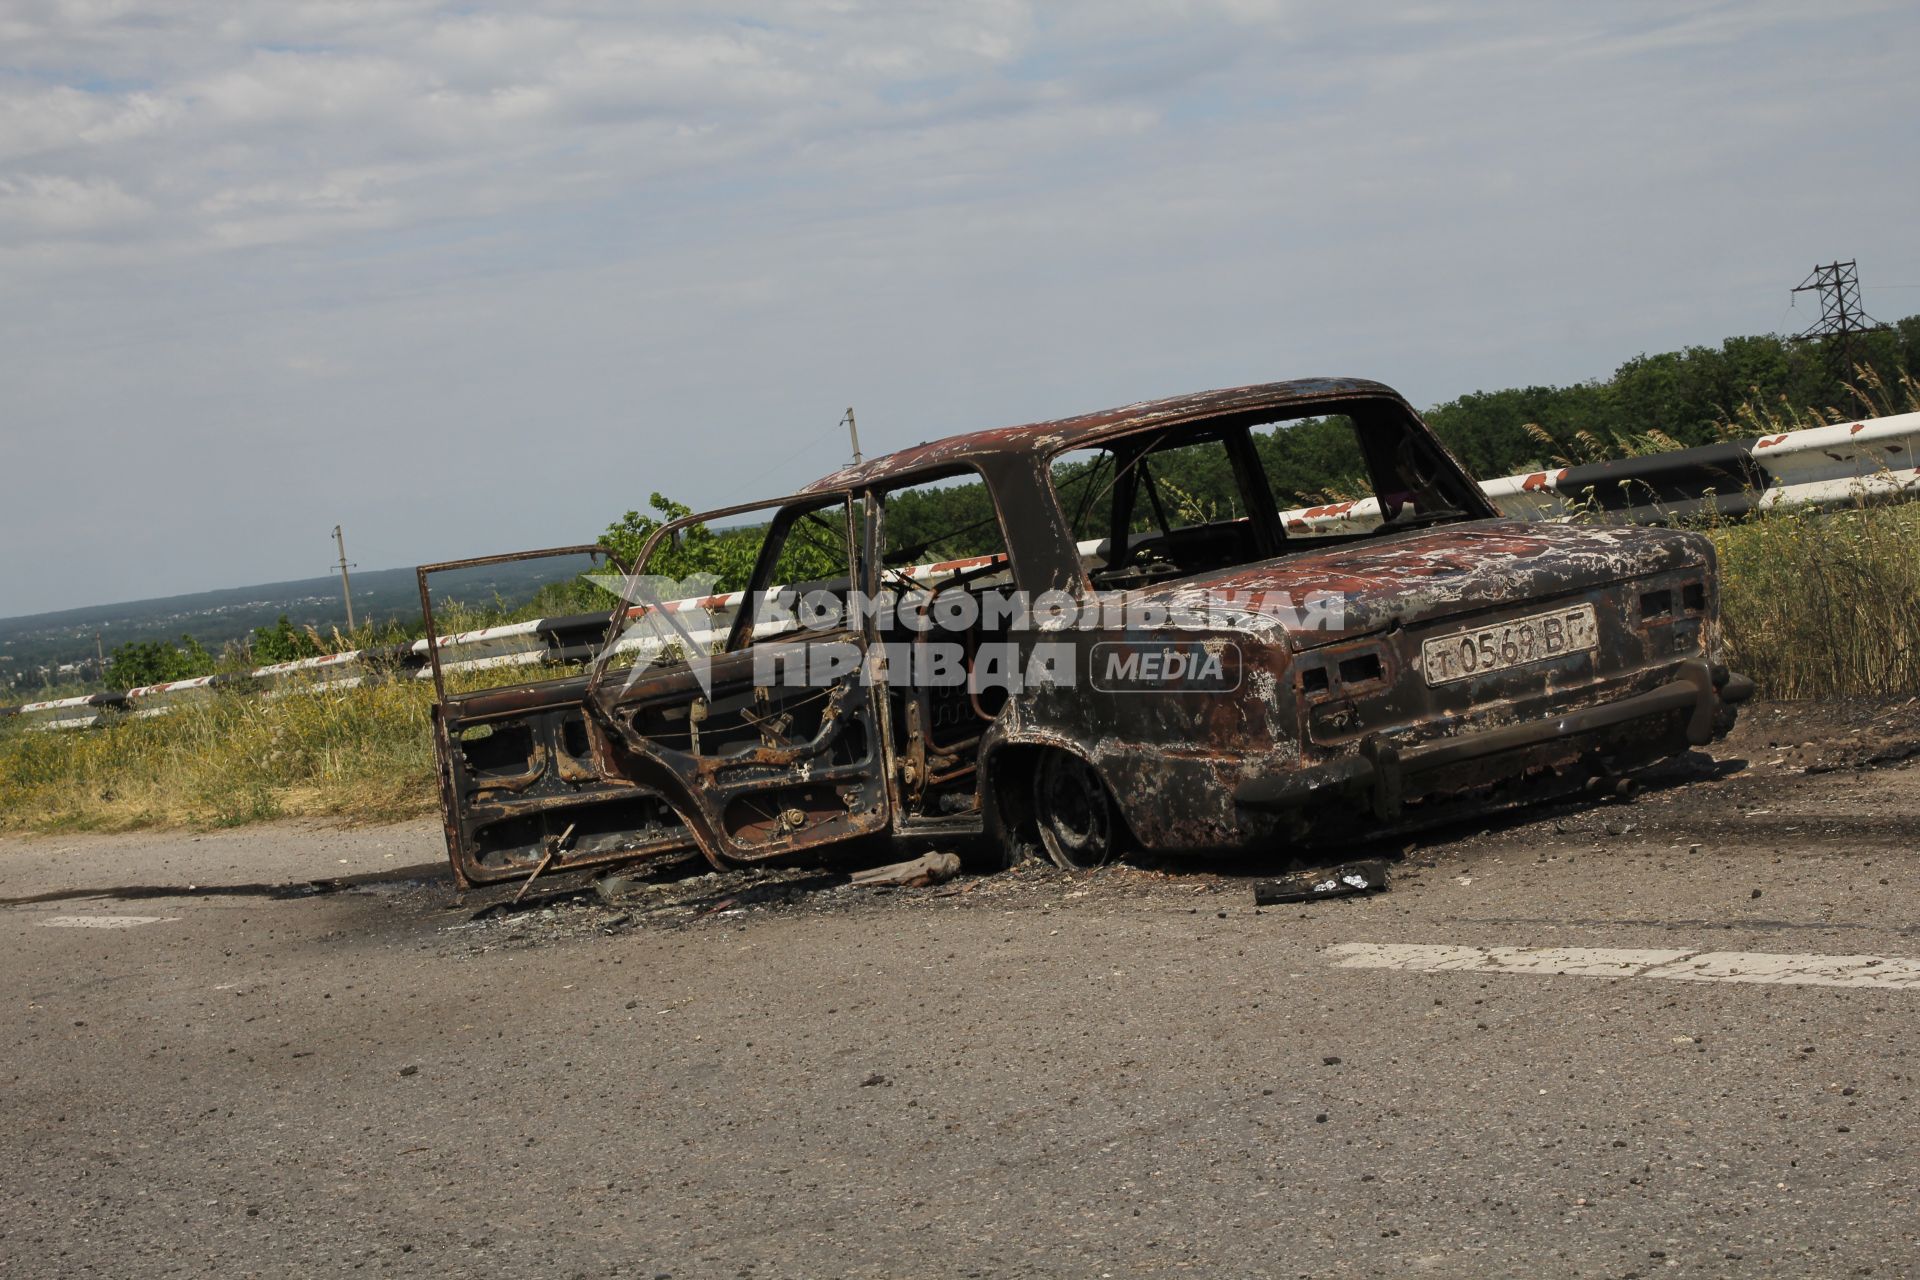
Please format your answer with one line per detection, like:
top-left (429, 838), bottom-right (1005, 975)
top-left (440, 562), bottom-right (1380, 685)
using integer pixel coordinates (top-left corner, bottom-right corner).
top-left (0, 3), bottom-right (1084, 255)
top-left (0, 171), bottom-right (147, 232)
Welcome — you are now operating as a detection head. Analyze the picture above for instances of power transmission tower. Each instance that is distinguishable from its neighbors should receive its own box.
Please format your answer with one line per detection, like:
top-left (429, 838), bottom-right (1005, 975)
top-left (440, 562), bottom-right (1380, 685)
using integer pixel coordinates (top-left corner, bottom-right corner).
top-left (332, 525), bottom-right (356, 633)
top-left (1791, 259), bottom-right (1888, 375)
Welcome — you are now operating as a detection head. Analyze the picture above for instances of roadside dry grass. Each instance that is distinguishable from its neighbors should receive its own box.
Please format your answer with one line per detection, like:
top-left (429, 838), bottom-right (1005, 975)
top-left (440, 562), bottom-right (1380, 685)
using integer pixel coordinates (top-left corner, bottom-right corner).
top-left (1703, 365), bottom-right (1920, 699)
top-left (1709, 501), bottom-right (1920, 701)
top-left (0, 680), bottom-right (440, 833)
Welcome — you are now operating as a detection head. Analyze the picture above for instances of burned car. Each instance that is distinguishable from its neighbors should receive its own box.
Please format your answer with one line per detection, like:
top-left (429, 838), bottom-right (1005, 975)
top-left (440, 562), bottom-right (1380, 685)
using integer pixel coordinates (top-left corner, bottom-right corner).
top-left (422, 377), bottom-right (1752, 885)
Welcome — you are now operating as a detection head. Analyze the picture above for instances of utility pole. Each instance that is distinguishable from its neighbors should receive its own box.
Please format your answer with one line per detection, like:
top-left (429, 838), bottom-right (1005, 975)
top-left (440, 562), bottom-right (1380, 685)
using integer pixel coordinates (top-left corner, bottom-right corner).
top-left (1792, 259), bottom-right (1888, 376)
top-left (332, 525), bottom-right (356, 633)
top-left (842, 406), bottom-right (862, 464)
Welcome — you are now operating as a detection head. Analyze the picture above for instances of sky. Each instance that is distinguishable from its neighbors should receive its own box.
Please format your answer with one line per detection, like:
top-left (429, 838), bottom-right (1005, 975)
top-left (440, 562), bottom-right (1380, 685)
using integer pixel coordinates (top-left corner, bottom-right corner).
top-left (3, 0), bottom-right (1917, 617)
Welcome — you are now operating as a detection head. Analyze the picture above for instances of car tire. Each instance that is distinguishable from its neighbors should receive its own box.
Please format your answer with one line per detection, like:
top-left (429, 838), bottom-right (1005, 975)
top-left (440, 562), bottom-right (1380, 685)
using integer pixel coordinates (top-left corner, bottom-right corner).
top-left (1031, 750), bottom-right (1118, 872)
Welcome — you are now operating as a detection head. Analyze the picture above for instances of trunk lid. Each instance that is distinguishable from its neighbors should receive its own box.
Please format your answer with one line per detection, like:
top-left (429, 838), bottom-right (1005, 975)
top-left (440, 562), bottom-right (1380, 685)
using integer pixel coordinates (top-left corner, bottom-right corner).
top-left (1134, 519), bottom-right (1708, 650)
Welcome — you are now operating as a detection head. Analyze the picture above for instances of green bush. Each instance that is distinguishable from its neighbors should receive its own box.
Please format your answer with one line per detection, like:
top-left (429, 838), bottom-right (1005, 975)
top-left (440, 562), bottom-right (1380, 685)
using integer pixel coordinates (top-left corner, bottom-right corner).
top-left (251, 614), bottom-right (326, 663)
top-left (106, 635), bottom-right (215, 688)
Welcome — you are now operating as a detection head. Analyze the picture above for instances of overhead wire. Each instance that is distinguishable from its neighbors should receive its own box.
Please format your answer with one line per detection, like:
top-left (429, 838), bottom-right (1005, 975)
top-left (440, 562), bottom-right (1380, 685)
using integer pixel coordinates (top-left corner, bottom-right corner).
top-left (732, 413), bottom-right (855, 496)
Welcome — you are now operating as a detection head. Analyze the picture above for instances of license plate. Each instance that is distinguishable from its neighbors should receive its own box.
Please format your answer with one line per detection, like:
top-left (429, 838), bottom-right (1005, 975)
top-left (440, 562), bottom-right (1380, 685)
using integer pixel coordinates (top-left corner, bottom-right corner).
top-left (1421, 604), bottom-right (1597, 685)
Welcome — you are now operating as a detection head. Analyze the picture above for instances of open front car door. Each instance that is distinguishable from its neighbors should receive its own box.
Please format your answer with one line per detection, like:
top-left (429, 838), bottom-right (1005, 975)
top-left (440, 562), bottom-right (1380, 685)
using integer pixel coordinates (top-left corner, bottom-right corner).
top-left (420, 546), bottom-right (698, 888)
top-left (583, 492), bottom-right (893, 868)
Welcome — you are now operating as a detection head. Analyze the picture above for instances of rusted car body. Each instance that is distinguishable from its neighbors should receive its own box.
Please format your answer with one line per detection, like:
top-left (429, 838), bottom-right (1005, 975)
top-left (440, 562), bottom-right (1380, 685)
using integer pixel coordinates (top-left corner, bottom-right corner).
top-left (424, 378), bottom-right (1752, 885)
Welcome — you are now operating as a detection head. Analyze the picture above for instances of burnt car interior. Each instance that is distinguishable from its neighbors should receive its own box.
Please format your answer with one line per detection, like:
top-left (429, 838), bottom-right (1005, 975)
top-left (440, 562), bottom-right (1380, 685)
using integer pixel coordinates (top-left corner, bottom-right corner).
top-left (608, 472), bottom-right (1020, 832)
top-left (1052, 398), bottom-right (1490, 590)
top-left (583, 495), bottom-right (895, 862)
top-left (569, 397), bottom-right (1497, 855)
top-left (869, 469), bottom-right (1018, 824)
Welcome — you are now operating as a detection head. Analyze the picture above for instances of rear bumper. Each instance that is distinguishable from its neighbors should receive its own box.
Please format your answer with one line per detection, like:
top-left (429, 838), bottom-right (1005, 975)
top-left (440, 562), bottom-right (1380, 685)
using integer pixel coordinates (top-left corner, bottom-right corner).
top-left (1235, 658), bottom-right (1753, 819)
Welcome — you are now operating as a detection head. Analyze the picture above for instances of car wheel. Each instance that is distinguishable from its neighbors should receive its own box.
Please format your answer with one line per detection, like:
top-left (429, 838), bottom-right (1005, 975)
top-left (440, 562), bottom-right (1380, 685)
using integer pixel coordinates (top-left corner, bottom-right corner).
top-left (1031, 751), bottom-right (1117, 871)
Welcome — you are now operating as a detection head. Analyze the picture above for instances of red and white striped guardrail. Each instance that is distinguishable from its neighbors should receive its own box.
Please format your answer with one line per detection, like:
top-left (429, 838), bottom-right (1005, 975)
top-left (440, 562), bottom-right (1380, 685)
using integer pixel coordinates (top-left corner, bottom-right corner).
top-left (1277, 411), bottom-right (1920, 534)
top-left (0, 553), bottom-right (1019, 729)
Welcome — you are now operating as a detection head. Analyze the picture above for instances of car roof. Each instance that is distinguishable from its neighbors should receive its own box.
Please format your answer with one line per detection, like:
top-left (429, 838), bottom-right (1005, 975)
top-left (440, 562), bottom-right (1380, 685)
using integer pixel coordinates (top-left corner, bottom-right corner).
top-left (798, 377), bottom-right (1401, 494)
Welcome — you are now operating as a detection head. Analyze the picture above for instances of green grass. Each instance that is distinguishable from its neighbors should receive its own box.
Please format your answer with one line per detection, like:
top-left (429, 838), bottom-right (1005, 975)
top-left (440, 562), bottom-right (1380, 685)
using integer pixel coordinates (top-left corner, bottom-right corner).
top-left (1708, 501), bottom-right (1920, 701)
top-left (1698, 365), bottom-right (1920, 699)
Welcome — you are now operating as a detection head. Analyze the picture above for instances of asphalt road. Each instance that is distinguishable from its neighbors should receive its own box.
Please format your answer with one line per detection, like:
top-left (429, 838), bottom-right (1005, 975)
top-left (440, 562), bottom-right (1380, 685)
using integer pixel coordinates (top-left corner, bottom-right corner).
top-left (3, 700), bottom-right (1917, 1278)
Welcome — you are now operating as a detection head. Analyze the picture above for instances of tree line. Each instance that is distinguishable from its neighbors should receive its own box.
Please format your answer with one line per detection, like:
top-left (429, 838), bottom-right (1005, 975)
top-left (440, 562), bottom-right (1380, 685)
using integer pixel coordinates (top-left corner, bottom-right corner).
top-left (599, 316), bottom-right (1920, 589)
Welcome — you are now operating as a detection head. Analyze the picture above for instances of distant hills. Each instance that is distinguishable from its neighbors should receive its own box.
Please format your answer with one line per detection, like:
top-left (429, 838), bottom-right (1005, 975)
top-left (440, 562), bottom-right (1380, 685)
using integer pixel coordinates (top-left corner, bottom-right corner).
top-left (1, 558), bottom-right (577, 690)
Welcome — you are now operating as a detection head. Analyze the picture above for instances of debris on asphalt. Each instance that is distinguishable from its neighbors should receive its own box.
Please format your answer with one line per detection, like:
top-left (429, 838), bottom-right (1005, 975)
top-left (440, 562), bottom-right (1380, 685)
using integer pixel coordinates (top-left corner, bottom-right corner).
top-left (850, 851), bottom-right (962, 890)
top-left (1253, 859), bottom-right (1390, 906)
top-left (442, 852), bottom-right (1265, 953)
top-left (510, 823), bottom-right (575, 905)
